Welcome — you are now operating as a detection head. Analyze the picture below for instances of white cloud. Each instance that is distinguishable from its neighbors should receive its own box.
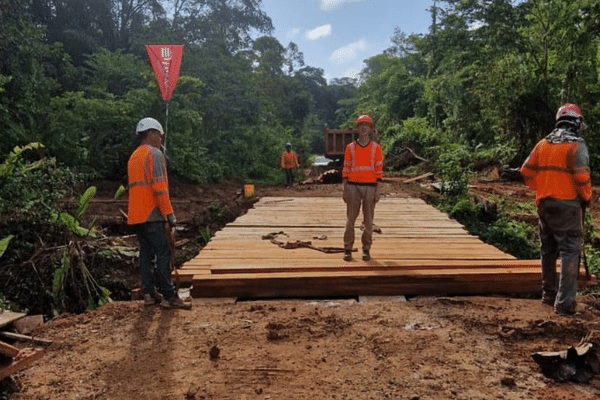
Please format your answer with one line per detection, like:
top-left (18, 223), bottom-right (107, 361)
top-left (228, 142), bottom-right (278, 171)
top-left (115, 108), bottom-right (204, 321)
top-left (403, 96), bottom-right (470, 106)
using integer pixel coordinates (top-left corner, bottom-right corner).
top-left (306, 24), bottom-right (332, 41)
top-left (320, 0), bottom-right (364, 11)
top-left (330, 39), bottom-right (367, 64)
top-left (286, 28), bottom-right (301, 41)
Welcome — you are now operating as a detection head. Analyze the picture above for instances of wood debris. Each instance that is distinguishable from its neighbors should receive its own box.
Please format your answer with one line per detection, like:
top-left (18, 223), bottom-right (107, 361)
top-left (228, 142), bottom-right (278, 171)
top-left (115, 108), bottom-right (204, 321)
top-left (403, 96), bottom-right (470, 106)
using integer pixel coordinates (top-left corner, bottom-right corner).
top-left (265, 232), bottom-right (347, 254)
top-left (0, 310), bottom-right (47, 381)
top-left (0, 347), bottom-right (45, 381)
top-left (532, 341), bottom-right (600, 383)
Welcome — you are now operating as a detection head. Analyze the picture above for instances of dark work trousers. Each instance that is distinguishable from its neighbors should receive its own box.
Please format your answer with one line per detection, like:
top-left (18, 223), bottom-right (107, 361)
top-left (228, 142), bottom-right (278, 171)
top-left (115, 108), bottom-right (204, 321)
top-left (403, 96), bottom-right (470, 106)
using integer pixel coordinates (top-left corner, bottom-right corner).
top-left (135, 221), bottom-right (176, 301)
top-left (284, 168), bottom-right (295, 186)
top-left (538, 199), bottom-right (582, 314)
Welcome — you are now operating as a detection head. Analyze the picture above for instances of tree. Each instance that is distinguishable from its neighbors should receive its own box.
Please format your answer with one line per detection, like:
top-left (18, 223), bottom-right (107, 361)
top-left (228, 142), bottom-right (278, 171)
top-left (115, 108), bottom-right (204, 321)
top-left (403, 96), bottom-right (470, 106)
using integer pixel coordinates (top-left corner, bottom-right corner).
top-left (0, 0), bottom-right (71, 158)
top-left (252, 36), bottom-right (286, 77)
top-left (284, 41), bottom-right (305, 75)
top-left (174, 0), bottom-right (273, 52)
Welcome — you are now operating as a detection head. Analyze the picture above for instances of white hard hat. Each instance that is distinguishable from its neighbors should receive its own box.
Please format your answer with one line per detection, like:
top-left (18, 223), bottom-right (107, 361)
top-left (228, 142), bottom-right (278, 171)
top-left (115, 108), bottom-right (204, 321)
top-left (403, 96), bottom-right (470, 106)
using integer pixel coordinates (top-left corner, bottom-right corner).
top-left (136, 117), bottom-right (164, 135)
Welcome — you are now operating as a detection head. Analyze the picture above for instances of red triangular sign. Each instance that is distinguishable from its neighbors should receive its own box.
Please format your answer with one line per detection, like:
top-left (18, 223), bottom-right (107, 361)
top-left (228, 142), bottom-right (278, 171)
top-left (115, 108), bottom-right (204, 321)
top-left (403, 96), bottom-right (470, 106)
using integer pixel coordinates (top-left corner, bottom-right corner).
top-left (145, 44), bottom-right (183, 101)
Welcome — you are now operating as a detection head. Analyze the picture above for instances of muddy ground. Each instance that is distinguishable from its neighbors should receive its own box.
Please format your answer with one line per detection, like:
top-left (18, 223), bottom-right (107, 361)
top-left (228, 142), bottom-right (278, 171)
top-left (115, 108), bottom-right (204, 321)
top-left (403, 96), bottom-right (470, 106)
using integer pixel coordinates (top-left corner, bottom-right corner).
top-left (3, 175), bottom-right (600, 399)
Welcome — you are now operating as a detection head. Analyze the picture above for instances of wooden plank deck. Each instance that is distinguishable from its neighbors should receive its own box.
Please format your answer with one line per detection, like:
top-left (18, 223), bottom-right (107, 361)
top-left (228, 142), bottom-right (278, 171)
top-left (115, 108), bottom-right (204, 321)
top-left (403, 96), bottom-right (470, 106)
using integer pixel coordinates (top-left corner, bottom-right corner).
top-left (0, 311), bottom-right (26, 329)
top-left (176, 197), bottom-right (597, 298)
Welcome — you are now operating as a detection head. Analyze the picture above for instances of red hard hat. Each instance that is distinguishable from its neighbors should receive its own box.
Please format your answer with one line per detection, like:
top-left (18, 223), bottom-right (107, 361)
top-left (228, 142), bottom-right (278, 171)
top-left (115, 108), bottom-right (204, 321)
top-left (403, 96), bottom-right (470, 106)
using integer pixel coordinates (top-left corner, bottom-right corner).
top-left (355, 115), bottom-right (373, 128)
top-left (555, 103), bottom-right (583, 121)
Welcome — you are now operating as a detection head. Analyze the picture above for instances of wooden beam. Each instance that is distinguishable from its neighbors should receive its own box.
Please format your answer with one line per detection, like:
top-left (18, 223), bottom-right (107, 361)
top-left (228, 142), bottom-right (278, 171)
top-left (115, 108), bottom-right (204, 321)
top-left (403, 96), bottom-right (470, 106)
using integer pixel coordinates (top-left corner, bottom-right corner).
top-left (0, 332), bottom-right (53, 346)
top-left (189, 269), bottom-right (596, 298)
top-left (0, 348), bottom-right (44, 381)
top-left (0, 340), bottom-right (20, 358)
top-left (205, 260), bottom-right (543, 275)
top-left (0, 311), bottom-right (26, 329)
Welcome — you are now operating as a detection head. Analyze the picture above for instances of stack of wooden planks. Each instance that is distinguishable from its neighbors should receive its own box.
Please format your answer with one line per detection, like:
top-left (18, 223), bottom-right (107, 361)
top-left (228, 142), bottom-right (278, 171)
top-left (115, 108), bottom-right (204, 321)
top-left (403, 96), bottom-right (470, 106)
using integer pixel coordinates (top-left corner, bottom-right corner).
top-left (0, 311), bottom-right (44, 381)
top-left (174, 196), bottom-right (597, 299)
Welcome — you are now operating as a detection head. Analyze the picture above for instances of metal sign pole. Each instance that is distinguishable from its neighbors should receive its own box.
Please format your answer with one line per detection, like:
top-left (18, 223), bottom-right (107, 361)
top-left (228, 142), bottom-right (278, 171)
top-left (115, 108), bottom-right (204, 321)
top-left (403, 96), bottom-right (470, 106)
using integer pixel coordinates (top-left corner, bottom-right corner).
top-left (164, 101), bottom-right (169, 153)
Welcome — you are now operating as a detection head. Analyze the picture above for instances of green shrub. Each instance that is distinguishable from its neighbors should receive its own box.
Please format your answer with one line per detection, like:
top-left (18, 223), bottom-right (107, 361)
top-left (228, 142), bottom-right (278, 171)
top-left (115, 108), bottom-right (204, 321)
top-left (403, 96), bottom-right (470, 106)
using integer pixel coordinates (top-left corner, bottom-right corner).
top-left (583, 247), bottom-right (600, 278)
top-left (440, 194), bottom-right (539, 260)
top-left (480, 218), bottom-right (539, 259)
top-left (381, 117), bottom-right (441, 171)
top-left (208, 201), bottom-right (231, 225)
top-left (437, 145), bottom-right (472, 198)
top-left (0, 144), bottom-right (112, 317)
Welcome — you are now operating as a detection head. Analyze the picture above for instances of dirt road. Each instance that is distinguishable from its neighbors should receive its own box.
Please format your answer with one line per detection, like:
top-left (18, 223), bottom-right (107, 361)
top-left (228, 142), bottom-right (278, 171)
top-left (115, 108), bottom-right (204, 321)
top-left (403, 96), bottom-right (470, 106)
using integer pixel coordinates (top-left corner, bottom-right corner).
top-left (6, 295), bottom-right (600, 400)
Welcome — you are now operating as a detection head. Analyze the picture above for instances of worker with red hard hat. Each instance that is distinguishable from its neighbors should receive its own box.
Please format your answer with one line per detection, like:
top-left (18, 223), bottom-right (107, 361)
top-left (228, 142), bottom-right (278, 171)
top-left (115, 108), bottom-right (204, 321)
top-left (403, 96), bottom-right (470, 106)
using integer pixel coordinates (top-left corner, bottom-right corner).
top-left (342, 114), bottom-right (383, 262)
top-left (520, 103), bottom-right (592, 315)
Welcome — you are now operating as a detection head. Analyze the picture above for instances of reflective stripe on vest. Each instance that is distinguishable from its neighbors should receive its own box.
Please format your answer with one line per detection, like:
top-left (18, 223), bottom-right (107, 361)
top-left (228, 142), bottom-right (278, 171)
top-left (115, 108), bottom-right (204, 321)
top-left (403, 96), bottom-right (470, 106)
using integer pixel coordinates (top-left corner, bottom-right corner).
top-left (281, 151), bottom-right (298, 169)
top-left (521, 139), bottom-right (591, 205)
top-left (342, 141), bottom-right (383, 183)
top-left (127, 145), bottom-right (174, 225)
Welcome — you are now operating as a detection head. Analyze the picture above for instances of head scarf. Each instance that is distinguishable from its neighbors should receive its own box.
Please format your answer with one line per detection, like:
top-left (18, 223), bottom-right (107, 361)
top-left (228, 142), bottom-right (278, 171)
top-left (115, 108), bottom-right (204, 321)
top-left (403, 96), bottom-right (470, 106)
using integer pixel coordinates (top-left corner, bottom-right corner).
top-left (545, 127), bottom-right (583, 144)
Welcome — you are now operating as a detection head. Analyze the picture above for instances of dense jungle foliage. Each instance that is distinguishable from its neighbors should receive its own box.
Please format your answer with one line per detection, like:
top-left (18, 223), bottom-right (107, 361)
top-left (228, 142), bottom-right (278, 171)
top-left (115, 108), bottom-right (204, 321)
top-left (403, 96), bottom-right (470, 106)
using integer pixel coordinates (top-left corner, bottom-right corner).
top-left (2, 0), bottom-right (600, 316)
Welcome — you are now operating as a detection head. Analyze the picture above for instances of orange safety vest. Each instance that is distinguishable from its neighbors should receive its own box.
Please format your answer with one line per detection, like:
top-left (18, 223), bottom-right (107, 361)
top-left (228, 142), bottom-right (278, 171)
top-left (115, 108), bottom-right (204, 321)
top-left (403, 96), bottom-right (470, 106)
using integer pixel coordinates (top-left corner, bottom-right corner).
top-left (520, 139), bottom-right (591, 206)
top-left (342, 140), bottom-right (383, 184)
top-left (127, 145), bottom-right (174, 225)
top-left (281, 151), bottom-right (299, 169)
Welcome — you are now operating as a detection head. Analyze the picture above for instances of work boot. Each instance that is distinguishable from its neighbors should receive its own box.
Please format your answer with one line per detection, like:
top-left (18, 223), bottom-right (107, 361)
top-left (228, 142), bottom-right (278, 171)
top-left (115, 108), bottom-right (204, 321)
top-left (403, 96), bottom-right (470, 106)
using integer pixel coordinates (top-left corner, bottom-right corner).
top-left (554, 301), bottom-right (577, 316)
top-left (362, 249), bottom-right (371, 261)
top-left (143, 292), bottom-right (163, 306)
top-left (343, 249), bottom-right (352, 261)
top-left (541, 295), bottom-right (555, 307)
top-left (554, 307), bottom-right (575, 316)
top-left (163, 295), bottom-right (192, 310)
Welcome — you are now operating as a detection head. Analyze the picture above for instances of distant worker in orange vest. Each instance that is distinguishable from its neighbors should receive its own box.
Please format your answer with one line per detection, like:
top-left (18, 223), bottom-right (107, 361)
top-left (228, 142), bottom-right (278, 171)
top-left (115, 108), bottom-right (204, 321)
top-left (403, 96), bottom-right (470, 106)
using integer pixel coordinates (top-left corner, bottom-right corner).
top-left (127, 117), bottom-right (190, 310)
top-left (281, 142), bottom-right (299, 187)
top-left (342, 115), bottom-right (383, 262)
top-left (520, 103), bottom-right (592, 315)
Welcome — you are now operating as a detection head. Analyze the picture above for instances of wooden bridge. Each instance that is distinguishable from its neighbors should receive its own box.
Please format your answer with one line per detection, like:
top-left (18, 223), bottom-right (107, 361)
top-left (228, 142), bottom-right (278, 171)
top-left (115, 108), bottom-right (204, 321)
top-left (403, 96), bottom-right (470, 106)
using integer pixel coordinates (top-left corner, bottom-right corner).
top-left (174, 196), bottom-right (597, 299)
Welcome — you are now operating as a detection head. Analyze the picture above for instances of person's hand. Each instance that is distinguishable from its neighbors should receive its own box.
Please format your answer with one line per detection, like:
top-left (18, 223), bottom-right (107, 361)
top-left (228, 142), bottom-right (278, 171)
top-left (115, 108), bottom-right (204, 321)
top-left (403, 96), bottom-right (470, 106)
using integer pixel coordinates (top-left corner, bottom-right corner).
top-left (342, 180), bottom-right (348, 203)
top-left (374, 190), bottom-right (380, 204)
top-left (167, 214), bottom-right (177, 229)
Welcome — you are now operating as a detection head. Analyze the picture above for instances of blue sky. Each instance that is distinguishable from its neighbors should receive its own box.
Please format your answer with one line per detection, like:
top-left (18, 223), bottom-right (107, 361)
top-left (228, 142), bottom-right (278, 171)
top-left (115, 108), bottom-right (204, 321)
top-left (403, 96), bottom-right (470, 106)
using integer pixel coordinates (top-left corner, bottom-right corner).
top-left (259, 0), bottom-right (434, 83)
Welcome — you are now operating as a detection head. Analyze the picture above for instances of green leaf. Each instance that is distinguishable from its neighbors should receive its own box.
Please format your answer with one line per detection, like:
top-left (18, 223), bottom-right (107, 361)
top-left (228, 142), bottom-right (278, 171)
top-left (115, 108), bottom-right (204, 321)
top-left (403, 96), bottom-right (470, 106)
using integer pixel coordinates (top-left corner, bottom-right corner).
top-left (59, 212), bottom-right (101, 237)
top-left (114, 185), bottom-right (127, 199)
top-left (0, 235), bottom-right (14, 258)
top-left (0, 143), bottom-right (44, 178)
top-left (59, 212), bottom-right (80, 234)
top-left (75, 226), bottom-right (94, 237)
top-left (52, 249), bottom-right (71, 307)
top-left (113, 246), bottom-right (138, 258)
top-left (98, 287), bottom-right (112, 307)
top-left (76, 186), bottom-right (97, 219)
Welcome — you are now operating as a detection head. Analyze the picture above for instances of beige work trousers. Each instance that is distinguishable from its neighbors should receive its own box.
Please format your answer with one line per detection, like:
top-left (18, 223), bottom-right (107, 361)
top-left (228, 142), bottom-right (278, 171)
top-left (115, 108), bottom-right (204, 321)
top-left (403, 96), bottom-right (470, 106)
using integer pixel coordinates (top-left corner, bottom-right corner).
top-left (343, 183), bottom-right (376, 251)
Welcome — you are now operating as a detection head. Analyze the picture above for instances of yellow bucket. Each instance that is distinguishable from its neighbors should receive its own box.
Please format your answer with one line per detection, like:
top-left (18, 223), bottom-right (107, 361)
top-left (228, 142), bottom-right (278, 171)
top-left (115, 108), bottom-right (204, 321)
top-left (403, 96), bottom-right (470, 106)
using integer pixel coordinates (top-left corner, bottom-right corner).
top-left (244, 184), bottom-right (255, 199)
